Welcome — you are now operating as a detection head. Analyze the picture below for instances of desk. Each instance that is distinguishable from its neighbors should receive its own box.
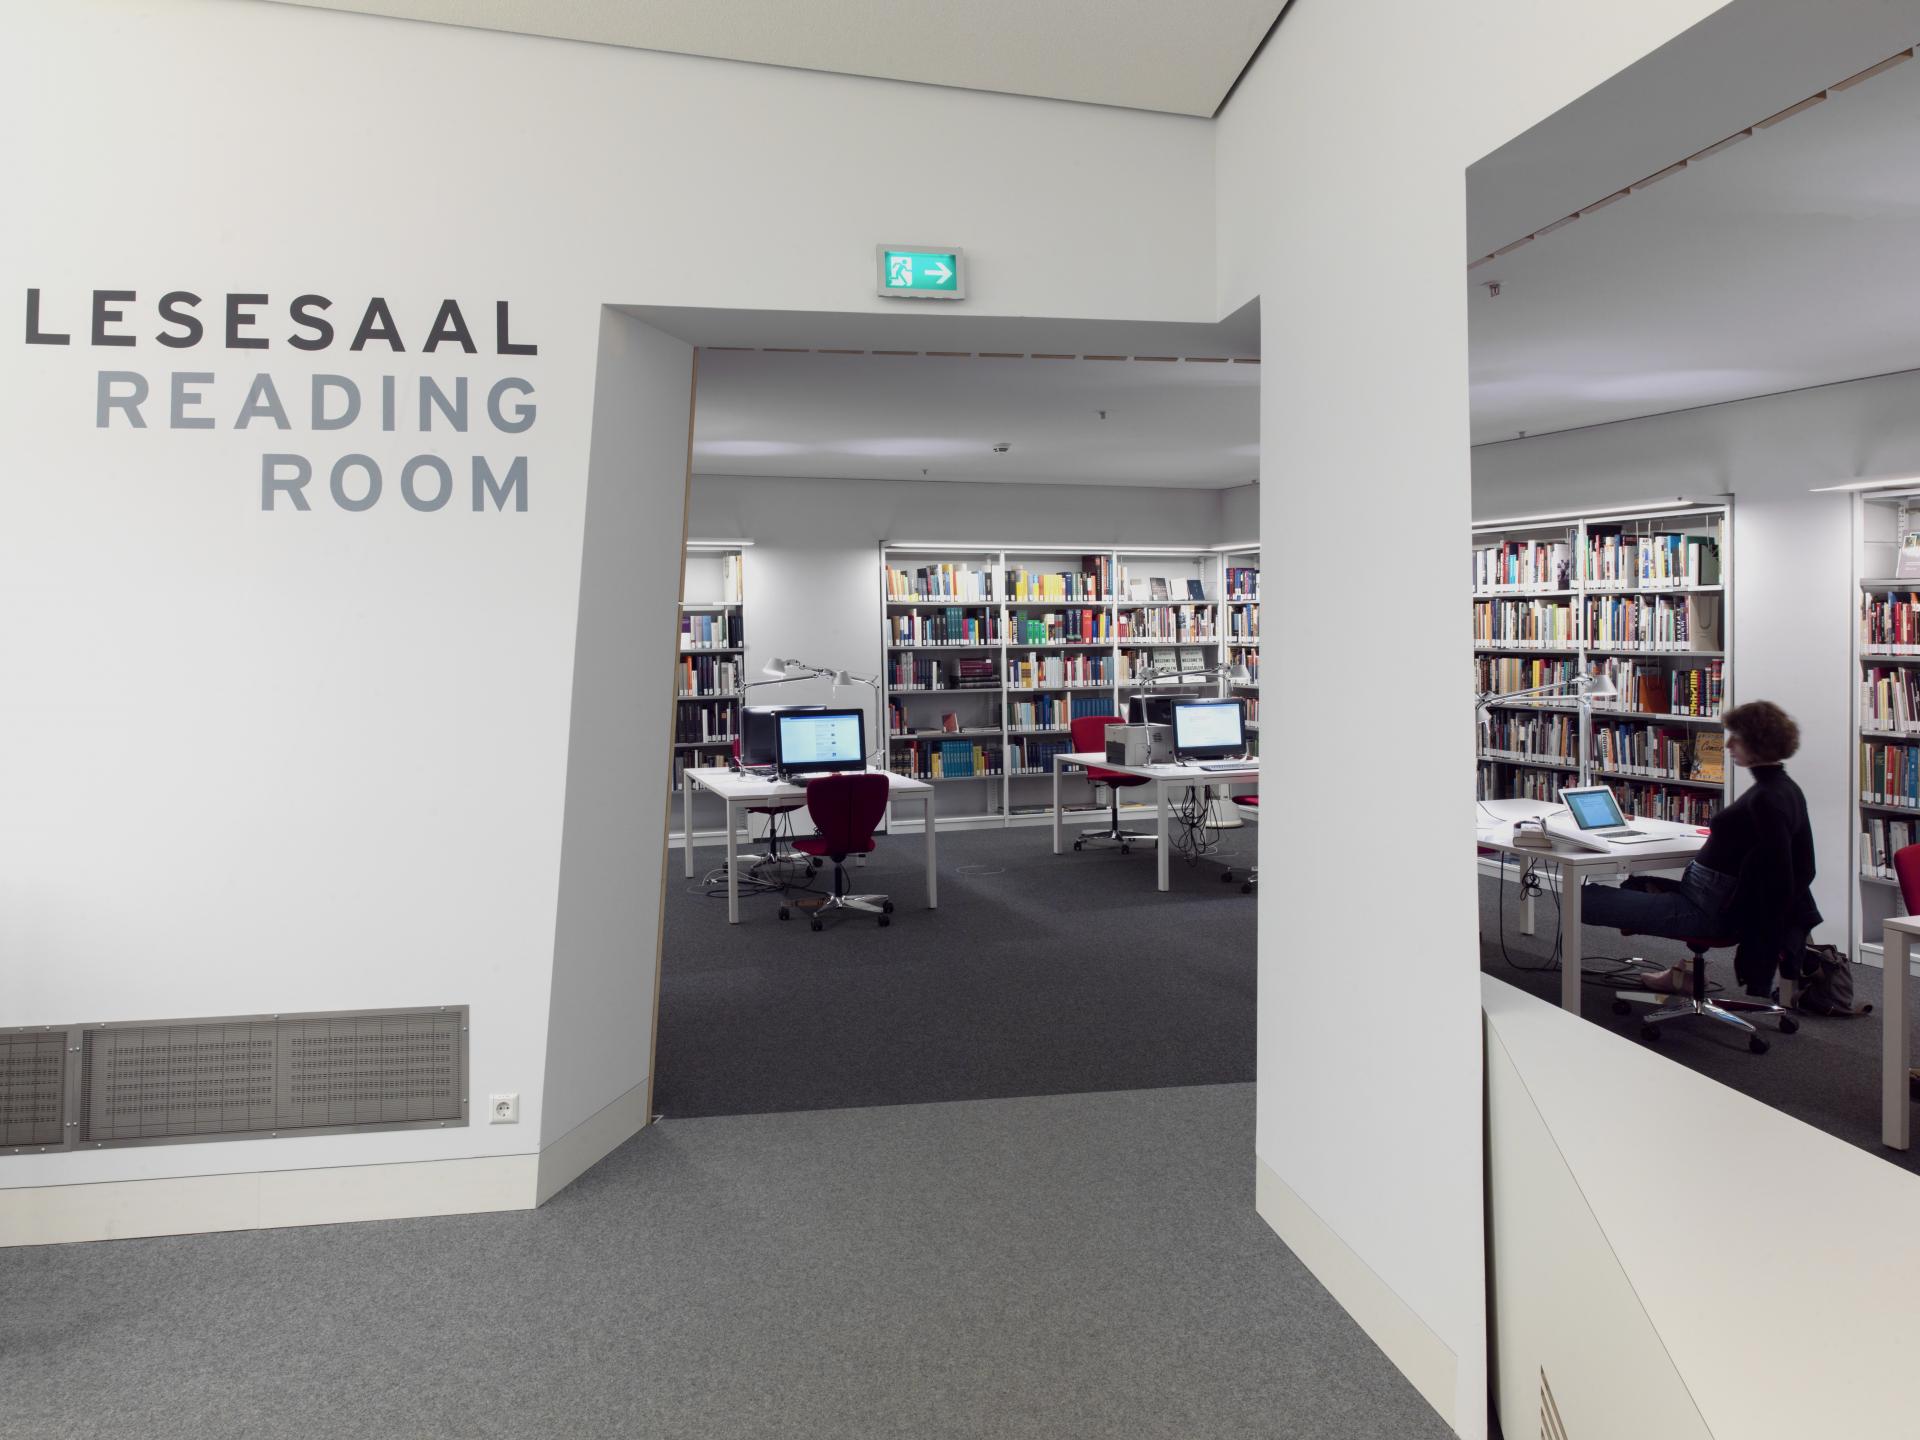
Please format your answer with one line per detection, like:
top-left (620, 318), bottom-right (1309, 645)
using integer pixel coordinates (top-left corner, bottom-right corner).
top-left (1051, 752), bottom-right (1258, 892)
top-left (681, 767), bottom-right (936, 924)
top-left (1880, 916), bottom-right (1915, 1149)
top-left (1475, 798), bottom-right (1703, 1016)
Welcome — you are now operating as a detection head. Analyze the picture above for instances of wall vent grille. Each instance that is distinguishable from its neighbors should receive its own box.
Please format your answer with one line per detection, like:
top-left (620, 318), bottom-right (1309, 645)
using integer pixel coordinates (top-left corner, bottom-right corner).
top-left (4, 1007), bottom-right (466, 1151)
top-left (0, 1032), bottom-right (71, 1147)
top-left (1541, 1367), bottom-right (1569, 1440)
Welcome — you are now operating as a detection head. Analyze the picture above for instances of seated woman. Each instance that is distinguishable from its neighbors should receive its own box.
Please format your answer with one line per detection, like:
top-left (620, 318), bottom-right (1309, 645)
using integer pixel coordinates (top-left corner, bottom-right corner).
top-left (1581, 699), bottom-right (1820, 996)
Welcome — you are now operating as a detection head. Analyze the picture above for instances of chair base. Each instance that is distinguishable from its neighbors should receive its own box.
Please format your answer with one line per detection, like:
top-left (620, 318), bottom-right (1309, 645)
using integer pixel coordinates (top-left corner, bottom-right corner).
top-left (1074, 823), bottom-right (1158, 853)
top-left (797, 892), bottom-right (893, 930)
top-left (1613, 989), bottom-right (1799, 1054)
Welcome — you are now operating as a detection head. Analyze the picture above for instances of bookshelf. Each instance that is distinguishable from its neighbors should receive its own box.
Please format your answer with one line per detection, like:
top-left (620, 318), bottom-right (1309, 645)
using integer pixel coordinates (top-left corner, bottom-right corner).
top-left (878, 544), bottom-right (1252, 825)
top-left (1472, 501), bottom-right (1732, 823)
top-left (1220, 544), bottom-right (1260, 754)
top-left (674, 542), bottom-right (747, 828)
top-left (1850, 487), bottom-right (1920, 966)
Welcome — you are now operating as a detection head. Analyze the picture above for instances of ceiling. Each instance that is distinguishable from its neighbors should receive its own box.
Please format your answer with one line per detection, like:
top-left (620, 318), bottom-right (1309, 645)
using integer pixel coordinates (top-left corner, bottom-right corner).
top-left (690, 348), bottom-right (1258, 489)
top-left (265, 0), bottom-right (1282, 117)
top-left (1468, 0), bottom-right (1920, 444)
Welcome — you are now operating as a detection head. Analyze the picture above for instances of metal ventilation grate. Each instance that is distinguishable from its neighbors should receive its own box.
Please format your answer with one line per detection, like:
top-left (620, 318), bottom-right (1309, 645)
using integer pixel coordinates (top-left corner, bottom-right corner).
top-left (70, 1007), bottom-right (466, 1148)
top-left (0, 1032), bottom-right (71, 1148)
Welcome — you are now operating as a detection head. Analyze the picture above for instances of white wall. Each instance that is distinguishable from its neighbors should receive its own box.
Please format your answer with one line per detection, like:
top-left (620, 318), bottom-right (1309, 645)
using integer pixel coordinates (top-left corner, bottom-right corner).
top-left (687, 473), bottom-right (1228, 749)
top-left (0, 0), bottom-right (1213, 1197)
top-left (539, 312), bottom-right (693, 1149)
top-left (1472, 367), bottom-right (1920, 947)
top-left (1218, 482), bottom-right (1259, 546)
top-left (1215, 2), bottom-right (1728, 1433)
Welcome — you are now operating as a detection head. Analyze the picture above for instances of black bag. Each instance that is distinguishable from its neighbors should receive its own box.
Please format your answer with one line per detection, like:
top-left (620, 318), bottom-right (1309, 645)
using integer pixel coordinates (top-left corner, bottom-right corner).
top-left (1791, 942), bottom-right (1874, 1017)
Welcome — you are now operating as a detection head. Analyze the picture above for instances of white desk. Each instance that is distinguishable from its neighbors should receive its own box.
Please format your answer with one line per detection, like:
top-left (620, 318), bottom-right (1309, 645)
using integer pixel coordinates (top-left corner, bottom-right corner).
top-left (1475, 798), bottom-right (1705, 1015)
top-left (1880, 916), bottom-right (1915, 1150)
top-left (681, 767), bottom-right (936, 924)
top-left (1051, 751), bottom-right (1258, 892)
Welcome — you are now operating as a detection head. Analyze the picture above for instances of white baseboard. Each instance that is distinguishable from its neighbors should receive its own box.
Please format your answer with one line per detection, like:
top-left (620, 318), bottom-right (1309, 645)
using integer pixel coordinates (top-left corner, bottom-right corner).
top-left (1254, 1156), bottom-right (1459, 1431)
top-left (535, 1078), bottom-right (650, 1204)
top-left (0, 1153), bottom-right (538, 1248)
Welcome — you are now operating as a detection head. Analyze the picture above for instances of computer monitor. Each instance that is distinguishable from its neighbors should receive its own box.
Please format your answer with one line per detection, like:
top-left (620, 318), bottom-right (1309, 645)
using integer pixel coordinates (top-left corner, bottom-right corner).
top-left (1170, 698), bottom-right (1245, 760)
top-left (1558, 785), bottom-right (1628, 832)
top-left (1127, 693), bottom-right (1180, 726)
top-left (774, 708), bottom-right (867, 776)
top-left (741, 704), bottom-right (823, 767)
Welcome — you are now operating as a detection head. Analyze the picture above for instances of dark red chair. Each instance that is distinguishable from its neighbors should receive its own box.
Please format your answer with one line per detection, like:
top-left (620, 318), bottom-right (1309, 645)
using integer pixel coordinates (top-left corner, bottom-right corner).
top-left (734, 736), bottom-right (809, 876)
top-left (1069, 713), bottom-right (1155, 854)
top-left (782, 772), bottom-right (894, 931)
top-left (1228, 794), bottom-right (1258, 893)
top-left (1895, 843), bottom-right (1920, 913)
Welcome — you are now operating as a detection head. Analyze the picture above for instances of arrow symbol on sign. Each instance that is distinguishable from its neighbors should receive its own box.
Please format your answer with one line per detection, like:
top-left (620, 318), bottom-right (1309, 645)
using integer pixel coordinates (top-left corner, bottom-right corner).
top-left (924, 260), bottom-right (953, 284)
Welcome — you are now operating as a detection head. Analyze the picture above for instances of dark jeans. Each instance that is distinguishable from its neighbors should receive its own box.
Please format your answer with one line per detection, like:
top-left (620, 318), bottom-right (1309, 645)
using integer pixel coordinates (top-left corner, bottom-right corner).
top-left (1581, 862), bottom-right (1737, 943)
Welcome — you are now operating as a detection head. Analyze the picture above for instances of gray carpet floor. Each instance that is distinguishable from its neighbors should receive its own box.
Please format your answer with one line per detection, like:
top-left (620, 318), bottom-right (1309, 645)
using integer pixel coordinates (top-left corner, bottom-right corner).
top-left (1478, 866), bottom-right (1920, 1179)
top-left (0, 1084), bottom-right (1451, 1440)
top-left (657, 821), bottom-right (1257, 1118)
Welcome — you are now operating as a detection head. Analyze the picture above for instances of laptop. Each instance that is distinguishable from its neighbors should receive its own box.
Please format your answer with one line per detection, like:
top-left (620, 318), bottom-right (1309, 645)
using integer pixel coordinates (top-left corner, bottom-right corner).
top-left (1551, 785), bottom-right (1672, 849)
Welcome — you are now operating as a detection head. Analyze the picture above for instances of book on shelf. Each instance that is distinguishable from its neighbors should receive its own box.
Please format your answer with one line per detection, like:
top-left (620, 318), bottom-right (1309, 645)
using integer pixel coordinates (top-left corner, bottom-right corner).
top-left (1863, 665), bottom-right (1920, 733)
top-left (1007, 557), bottom-right (1109, 601)
top-left (1178, 647), bottom-right (1204, 674)
top-left (1583, 593), bottom-right (1720, 651)
top-left (1149, 577), bottom-right (1171, 601)
top-left (888, 606), bottom-right (999, 647)
top-left (1125, 578), bottom-right (1149, 602)
top-left (884, 561), bottom-right (995, 601)
top-left (677, 653), bottom-right (741, 697)
top-left (1472, 597), bottom-right (1578, 648)
top-left (1185, 578), bottom-right (1206, 600)
top-left (1581, 529), bottom-right (1720, 588)
top-left (1472, 535), bottom-right (1573, 591)
top-left (722, 553), bottom-right (745, 603)
top-left (1013, 607), bottom-right (1110, 645)
top-left (1898, 530), bottom-right (1920, 581)
top-left (679, 609), bottom-right (741, 650)
top-left (1691, 732), bottom-right (1724, 783)
top-left (1862, 817), bottom-right (1917, 877)
top-left (1225, 565), bottom-right (1260, 601)
top-left (1861, 739), bottom-right (1920, 808)
top-left (941, 712), bottom-right (959, 733)
top-left (1116, 603), bottom-right (1215, 642)
top-left (1011, 650), bottom-right (1111, 689)
top-left (1861, 591), bottom-right (1920, 649)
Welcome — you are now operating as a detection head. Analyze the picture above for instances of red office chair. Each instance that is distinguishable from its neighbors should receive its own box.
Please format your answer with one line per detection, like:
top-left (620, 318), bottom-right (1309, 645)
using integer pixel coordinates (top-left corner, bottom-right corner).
top-left (1896, 843), bottom-right (1920, 914)
top-left (1069, 714), bottom-right (1156, 853)
top-left (782, 772), bottom-right (894, 931)
top-left (733, 736), bottom-right (810, 876)
top-left (1227, 793), bottom-right (1258, 893)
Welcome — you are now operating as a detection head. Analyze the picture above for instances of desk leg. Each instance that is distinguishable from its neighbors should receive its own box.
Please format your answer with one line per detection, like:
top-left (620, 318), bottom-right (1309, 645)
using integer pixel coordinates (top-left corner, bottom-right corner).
top-left (1559, 868), bottom-right (1583, 1015)
top-left (1156, 785), bottom-right (1171, 893)
top-left (923, 793), bottom-right (938, 909)
top-left (725, 801), bottom-right (741, 925)
top-left (683, 775), bottom-right (694, 879)
top-left (1885, 928), bottom-right (1911, 1150)
top-left (1521, 882), bottom-right (1536, 937)
top-left (1052, 760), bottom-right (1063, 854)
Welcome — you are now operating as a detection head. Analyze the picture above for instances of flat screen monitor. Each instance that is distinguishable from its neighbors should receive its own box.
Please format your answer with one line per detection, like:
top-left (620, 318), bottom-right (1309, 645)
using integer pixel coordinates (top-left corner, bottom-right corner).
top-left (775, 708), bottom-right (866, 776)
top-left (1170, 698), bottom-right (1245, 760)
top-left (742, 704), bottom-right (823, 767)
top-left (1559, 785), bottom-right (1628, 831)
top-left (1127, 693), bottom-right (1179, 726)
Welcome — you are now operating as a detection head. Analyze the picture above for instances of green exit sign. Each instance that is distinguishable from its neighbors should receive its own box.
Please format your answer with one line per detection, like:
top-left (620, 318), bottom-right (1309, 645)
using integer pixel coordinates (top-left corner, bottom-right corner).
top-left (876, 244), bottom-right (966, 300)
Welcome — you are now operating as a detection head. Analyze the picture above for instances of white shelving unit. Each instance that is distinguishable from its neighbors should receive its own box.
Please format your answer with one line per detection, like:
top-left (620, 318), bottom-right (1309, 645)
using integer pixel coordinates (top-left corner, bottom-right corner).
top-left (674, 541), bottom-right (747, 832)
top-left (1849, 487), bottom-right (1920, 966)
top-left (1472, 501), bottom-right (1733, 823)
top-left (878, 544), bottom-right (1253, 825)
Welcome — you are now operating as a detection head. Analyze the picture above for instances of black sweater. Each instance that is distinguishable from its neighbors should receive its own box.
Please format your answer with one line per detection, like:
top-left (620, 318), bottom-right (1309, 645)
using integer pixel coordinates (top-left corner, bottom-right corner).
top-left (1696, 764), bottom-right (1821, 990)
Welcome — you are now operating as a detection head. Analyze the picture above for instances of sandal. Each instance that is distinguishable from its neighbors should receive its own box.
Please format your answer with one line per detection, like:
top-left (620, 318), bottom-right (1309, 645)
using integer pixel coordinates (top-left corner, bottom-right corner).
top-left (1642, 961), bottom-right (1694, 995)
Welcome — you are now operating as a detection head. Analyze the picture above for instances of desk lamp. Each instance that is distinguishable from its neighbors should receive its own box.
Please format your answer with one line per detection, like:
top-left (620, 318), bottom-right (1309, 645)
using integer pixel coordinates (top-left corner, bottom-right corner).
top-left (1473, 670), bottom-right (1618, 787)
top-left (832, 669), bottom-right (886, 764)
top-left (1147, 661), bottom-right (1254, 688)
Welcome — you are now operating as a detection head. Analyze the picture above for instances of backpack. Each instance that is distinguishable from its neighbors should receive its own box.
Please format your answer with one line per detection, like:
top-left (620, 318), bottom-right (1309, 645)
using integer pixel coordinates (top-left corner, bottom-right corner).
top-left (1790, 942), bottom-right (1874, 1017)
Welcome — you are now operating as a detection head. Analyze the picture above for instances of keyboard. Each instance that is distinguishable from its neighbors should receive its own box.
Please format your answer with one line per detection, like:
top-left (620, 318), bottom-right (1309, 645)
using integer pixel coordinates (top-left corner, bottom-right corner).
top-left (1195, 760), bottom-right (1251, 771)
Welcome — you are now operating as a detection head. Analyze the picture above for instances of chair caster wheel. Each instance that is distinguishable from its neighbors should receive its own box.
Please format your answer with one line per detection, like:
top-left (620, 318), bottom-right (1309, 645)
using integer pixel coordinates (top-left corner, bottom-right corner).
top-left (810, 919), bottom-right (823, 932)
top-left (879, 915), bottom-right (890, 927)
top-left (1611, 999), bottom-right (1631, 1016)
top-left (1779, 1015), bottom-right (1799, 1035)
top-left (882, 900), bottom-right (894, 913)
top-left (779, 907), bottom-right (790, 921)
top-left (1120, 844), bottom-right (1131, 854)
top-left (1640, 1023), bottom-right (1660, 1043)
top-left (1241, 882), bottom-right (1253, 894)
top-left (809, 857), bottom-right (822, 870)
top-left (1221, 870), bottom-right (1233, 883)
top-left (1749, 1034), bottom-right (1769, 1055)
top-left (1073, 840), bottom-right (1083, 851)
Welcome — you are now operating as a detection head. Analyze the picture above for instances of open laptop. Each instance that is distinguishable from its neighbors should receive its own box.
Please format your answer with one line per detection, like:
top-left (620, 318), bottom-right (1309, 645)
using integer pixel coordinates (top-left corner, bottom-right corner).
top-left (1550, 784), bottom-right (1672, 850)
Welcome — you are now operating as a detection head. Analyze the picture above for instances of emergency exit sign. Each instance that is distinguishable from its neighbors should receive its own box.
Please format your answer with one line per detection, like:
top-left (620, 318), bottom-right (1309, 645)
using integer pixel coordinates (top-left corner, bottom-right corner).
top-left (876, 244), bottom-right (966, 300)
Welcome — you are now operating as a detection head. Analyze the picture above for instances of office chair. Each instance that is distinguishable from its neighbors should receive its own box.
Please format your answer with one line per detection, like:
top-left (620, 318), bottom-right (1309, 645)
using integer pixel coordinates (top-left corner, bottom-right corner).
top-left (782, 772), bottom-right (894, 930)
top-left (1068, 714), bottom-right (1156, 853)
top-left (731, 737), bottom-right (812, 878)
top-left (1611, 931), bottom-right (1798, 1054)
top-left (1224, 793), bottom-right (1258, 893)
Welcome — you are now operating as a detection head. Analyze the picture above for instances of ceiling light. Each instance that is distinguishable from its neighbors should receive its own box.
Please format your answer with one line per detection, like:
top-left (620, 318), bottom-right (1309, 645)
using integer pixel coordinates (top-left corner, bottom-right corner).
top-left (1474, 498), bottom-right (1709, 529)
top-left (1809, 476), bottom-right (1920, 494)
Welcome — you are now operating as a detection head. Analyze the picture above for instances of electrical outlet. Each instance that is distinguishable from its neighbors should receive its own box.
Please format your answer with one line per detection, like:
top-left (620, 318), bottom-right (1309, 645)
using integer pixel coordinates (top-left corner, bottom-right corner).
top-left (489, 1093), bottom-right (519, 1124)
